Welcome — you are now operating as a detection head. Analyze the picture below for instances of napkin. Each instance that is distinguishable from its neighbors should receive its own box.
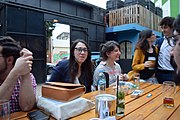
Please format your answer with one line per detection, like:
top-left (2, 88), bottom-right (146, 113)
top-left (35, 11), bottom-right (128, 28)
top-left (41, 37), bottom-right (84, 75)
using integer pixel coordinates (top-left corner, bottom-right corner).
top-left (37, 97), bottom-right (94, 120)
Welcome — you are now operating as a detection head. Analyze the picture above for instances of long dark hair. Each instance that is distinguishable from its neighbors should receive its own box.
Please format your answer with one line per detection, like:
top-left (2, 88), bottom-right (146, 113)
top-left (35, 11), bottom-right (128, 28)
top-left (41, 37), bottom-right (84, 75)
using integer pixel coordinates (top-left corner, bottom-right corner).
top-left (69, 39), bottom-right (93, 86)
top-left (100, 41), bottom-right (120, 61)
top-left (135, 30), bottom-right (153, 53)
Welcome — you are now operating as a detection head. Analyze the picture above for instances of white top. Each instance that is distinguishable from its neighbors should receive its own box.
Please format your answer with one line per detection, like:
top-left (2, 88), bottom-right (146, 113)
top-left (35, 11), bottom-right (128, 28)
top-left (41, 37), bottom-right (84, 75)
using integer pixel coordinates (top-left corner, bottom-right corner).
top-left (158, 37), bottom-right (174, 71)
top-left (93, 61), bottom-right (121, 86)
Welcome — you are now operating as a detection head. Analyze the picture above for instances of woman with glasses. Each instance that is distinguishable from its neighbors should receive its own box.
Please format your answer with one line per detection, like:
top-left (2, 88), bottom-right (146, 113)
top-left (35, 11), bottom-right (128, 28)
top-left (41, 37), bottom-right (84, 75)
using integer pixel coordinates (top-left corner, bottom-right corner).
top-left (128, 29), bottom-right (158, 84)
top-left (93, 41), bottom-right (128, 87)
top-left (49, 39), bottom-right (93, 93)
top-left (173, 14), bottom-right (180, 85)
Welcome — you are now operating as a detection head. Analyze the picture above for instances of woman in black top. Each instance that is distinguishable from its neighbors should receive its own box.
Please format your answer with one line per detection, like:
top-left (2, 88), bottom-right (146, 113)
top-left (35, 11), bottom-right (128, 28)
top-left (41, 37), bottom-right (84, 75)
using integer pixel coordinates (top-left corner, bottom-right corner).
top-left (131, 29), bottom-right (158, 83)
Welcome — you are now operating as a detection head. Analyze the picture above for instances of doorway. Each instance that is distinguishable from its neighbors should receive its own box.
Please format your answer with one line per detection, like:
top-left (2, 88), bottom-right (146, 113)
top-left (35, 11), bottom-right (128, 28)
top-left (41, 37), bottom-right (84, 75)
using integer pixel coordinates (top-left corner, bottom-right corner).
top-left (118, 40), bottom-right (132, 73)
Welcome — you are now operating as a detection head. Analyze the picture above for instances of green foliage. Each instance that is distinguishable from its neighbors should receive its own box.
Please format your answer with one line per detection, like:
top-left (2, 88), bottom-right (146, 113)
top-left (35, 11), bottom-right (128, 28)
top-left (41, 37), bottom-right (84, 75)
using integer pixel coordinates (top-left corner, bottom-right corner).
top-left (45, 21), bottom-right (55, 38)
top-left (118, 91), bottom-right (125, 100)
top-left (117, 102), bottom-right (125, 108)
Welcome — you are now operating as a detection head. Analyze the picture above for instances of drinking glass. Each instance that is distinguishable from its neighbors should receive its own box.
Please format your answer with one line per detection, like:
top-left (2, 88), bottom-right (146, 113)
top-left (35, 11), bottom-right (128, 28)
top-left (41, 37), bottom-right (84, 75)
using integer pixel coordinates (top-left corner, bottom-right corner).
top-left (162, 81), bottom-right (176, 108)
top-left (148, 57), bottom-right (156, 70)
top-left (0, 100), bottom-right (10, 120)
top-left (91, 85), bottom-right (97, 92)
top-left (116, 86), bottom-right (125, 116)
top-left (95, 94), bottom-right (116, 119)
top-left (133, 73), bottom-right (140, 90)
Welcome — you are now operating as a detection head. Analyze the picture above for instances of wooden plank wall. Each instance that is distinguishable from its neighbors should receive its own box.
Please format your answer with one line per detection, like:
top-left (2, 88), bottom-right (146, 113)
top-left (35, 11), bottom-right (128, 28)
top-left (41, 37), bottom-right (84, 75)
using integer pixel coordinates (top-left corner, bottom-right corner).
top-left (109, 5), bottom-right (161, 32)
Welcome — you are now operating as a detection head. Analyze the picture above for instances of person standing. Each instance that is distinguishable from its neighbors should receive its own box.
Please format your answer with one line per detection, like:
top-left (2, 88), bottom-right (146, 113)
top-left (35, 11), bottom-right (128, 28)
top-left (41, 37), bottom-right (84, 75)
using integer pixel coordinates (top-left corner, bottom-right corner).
top-left (49, 39), bottom-right (93, 93)
top-left (155, 17), bottom-right (175, 83)
top-left (0, 36), bottom-right (36, 113)
top-left (129, 30), bottom-right (158, 83)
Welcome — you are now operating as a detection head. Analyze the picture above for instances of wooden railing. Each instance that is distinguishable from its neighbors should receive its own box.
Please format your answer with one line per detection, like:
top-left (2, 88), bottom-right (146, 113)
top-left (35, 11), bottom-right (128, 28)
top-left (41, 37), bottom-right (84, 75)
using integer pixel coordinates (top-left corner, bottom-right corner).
top-left (108, 4), bottom-right (162, 32)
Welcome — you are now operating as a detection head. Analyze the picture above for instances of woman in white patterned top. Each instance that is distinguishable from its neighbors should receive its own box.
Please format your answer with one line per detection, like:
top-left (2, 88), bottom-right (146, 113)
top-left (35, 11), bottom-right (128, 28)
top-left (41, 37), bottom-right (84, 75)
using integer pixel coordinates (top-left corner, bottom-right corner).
top-left (93, 41), bottom-right (128, 87)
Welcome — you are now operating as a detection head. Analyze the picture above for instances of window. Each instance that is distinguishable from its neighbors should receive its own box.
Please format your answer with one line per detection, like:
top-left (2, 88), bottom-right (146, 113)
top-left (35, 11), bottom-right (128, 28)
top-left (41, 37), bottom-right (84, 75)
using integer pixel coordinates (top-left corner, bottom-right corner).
top-left (120, 41), bottom-right (132, 59)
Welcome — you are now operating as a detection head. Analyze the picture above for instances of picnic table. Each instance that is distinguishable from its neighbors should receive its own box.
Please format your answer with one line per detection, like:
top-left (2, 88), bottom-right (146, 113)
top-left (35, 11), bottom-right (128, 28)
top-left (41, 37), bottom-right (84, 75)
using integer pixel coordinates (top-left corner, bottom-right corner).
top-left (10, 82), bottom-right (180, 120)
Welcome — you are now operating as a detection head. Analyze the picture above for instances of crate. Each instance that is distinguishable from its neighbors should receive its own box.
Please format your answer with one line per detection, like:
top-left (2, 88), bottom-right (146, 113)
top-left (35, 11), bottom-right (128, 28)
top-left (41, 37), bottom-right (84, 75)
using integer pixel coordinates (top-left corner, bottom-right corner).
top-left (108, 4), bottom-right (162, 32)
top-left (155, 7), bottom-right (163, 17)
top-left (125, 0), bottom-right (146, 8)
top-left (146, 1), bottom-right (155, 13)
top-left (106, 0), bottom-right (125, 11)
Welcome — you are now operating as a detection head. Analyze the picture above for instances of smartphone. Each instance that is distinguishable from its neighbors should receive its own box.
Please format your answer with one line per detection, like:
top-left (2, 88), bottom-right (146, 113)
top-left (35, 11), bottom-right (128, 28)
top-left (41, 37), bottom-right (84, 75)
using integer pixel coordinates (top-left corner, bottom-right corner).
top-left (27, 110), bottom-right (50, 120)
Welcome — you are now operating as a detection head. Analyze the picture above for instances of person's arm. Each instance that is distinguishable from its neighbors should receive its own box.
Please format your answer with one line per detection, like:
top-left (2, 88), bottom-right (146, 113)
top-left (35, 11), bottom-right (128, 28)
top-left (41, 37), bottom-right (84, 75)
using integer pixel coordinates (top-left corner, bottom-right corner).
top-left (170, 55), bottom-right (177, 69)
top-left (49, 60), bottom-right (68, 82)
top-left (132, 49), bottom-right (145, 71)
top-left (0, 69), bottom-right (20, 100)
top-left (18, 48), bottom-right (36, 111)
top-left (120, 74), bottom-right (129, 81)
top-left (170, 48), bottom-right (177, 69)
top-left (19, 73), bottom-right (36, 111)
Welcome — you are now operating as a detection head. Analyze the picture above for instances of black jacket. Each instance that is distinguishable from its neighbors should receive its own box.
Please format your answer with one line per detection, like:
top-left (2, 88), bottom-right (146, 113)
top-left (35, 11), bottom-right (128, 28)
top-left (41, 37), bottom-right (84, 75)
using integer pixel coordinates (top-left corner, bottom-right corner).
top-left (49, 60), bottom-right (91, 93)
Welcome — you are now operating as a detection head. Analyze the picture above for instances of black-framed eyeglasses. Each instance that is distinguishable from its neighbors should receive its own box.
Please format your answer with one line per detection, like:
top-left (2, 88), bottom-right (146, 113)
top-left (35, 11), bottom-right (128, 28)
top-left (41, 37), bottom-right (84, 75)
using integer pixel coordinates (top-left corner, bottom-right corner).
top-left (75, 47), bottom-right (88, 53)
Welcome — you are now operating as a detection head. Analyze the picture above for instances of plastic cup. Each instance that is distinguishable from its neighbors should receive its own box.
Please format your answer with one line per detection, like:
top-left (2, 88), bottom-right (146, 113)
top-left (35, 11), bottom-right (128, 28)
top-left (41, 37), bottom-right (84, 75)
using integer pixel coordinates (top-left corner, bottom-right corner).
top-left (162, 81), bottom-right (176, 108)
top-left (0, 100), bottom-right (10, 120)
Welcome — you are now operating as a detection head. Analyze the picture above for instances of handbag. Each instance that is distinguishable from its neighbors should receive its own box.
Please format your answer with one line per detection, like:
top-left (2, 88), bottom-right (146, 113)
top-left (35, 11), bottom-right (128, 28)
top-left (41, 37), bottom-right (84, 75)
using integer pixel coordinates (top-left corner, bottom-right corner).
top-left (42, 82), bottom-right (85, 102)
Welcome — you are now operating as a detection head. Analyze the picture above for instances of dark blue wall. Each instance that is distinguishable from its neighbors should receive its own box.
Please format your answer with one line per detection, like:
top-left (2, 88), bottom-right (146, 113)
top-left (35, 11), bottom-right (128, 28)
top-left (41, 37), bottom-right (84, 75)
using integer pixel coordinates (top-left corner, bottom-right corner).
top-left (0, 0), bottom-right (106, 83)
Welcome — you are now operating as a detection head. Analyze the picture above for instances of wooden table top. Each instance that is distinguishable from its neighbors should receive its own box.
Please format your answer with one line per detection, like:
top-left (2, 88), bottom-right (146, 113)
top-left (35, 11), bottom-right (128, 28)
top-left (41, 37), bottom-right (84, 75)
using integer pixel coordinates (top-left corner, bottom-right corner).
top-left (10, 82), bottom-right (180, 120)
